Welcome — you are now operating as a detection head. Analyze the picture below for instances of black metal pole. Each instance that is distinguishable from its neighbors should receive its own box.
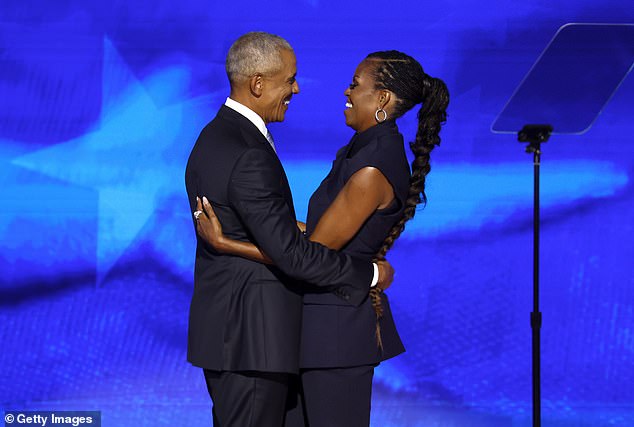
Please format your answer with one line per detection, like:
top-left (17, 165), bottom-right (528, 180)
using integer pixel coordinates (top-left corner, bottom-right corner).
top-left (531, 144), bottom-right (542, 427)
top-left (518, 124), bottom-right (550, 427)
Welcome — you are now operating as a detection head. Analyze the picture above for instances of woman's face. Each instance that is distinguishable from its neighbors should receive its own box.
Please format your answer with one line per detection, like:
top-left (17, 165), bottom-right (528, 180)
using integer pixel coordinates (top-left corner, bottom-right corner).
top-left (343, 59), bottom-right (384, 133)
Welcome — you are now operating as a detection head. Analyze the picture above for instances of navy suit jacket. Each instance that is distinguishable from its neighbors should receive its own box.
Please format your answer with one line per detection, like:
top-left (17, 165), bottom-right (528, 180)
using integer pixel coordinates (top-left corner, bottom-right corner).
top-left (184, 105), bottom-right (373, 373)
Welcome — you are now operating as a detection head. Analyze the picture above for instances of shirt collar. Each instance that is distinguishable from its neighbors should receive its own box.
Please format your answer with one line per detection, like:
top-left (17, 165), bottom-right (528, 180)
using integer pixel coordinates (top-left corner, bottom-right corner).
top-left (224, 97), bottom-right (268, 139)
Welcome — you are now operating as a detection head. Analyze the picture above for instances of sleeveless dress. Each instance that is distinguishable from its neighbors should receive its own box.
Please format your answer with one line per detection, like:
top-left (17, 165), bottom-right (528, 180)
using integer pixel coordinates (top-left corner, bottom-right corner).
top-left (300, 120), bottom-right (411, 368)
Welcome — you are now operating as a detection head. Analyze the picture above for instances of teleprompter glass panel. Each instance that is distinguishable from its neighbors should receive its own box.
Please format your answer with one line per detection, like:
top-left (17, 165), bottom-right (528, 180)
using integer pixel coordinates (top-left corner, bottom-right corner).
top-left (492, 23), bottom-right (634, 135)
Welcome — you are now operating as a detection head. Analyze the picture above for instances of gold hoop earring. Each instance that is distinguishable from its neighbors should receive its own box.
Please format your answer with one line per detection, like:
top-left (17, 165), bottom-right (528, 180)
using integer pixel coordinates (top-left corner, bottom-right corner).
top-left (375, 108), bottom-right (388, 123)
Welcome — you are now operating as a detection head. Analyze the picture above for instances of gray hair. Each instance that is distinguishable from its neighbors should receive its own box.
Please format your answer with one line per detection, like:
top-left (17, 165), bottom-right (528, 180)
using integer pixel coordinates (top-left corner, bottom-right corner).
top-left (226, 32), bottom-right (293, 84)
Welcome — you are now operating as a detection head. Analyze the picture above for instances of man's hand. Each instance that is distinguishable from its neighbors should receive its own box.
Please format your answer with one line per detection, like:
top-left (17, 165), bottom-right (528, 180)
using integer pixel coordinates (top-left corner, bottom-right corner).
top-left (376, 259), bottom-right (394, 291)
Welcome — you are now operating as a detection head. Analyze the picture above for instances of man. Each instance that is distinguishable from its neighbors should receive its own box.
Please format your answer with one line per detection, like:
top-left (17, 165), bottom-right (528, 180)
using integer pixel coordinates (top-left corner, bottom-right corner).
top-left (184, 32), bottom-right (393, 426)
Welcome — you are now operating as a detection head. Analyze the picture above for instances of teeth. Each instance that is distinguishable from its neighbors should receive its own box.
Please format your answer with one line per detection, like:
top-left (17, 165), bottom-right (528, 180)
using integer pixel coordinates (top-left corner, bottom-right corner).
top-left (345, 102), bottom-right (352, 108)
top-left (284, 100), bottom-right (290, 105)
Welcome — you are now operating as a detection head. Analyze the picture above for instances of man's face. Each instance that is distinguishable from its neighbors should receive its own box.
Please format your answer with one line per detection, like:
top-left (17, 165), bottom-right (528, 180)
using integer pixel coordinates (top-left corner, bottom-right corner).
top-left (258, 49), bottom-right (299, 124)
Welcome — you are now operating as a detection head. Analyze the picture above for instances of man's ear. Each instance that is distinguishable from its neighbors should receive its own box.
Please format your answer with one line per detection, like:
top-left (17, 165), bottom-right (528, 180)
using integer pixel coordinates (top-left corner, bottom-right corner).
top-left (250, 74), bottom-right (263, 97)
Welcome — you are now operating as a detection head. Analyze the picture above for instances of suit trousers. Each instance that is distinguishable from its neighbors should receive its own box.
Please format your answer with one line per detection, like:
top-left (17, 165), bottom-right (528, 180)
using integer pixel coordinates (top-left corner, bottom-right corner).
top-left (203, 369), bottom-right (290, 427)
top-left (285, 365), bottom-right (375, 427)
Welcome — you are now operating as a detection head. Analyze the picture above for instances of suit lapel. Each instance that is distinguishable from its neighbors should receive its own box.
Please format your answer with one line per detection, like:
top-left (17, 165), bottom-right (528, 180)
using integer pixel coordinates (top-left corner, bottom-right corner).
top-left (276, 160), bottom-right (296, 218)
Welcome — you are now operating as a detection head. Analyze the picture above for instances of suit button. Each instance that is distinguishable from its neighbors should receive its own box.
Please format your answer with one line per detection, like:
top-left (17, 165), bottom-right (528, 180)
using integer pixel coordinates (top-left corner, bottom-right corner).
top-left (344, 295), bottom-right (350, 300)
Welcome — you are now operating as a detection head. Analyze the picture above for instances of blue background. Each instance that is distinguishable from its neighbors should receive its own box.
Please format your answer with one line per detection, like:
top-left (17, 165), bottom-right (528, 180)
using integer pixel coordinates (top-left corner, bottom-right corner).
top-left (1, 1), bottom-right (633, 426)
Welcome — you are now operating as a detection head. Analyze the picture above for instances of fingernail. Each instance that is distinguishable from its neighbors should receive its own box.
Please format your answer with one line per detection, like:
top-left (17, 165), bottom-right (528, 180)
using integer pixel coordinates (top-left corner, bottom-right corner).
top-left (203, 197), bottom-right (209, 204)
top-left (196, 196), bottom-right (200, 201)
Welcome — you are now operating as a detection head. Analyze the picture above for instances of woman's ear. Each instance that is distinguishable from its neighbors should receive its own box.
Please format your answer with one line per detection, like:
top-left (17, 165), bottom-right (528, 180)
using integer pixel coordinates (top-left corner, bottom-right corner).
top-left (378, 90), bottom-right (391, 110)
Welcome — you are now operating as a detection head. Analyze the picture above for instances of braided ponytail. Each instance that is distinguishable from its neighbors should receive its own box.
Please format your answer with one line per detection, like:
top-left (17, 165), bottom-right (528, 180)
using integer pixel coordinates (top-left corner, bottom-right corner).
top-left (365, 51), bottom-right (449, 349)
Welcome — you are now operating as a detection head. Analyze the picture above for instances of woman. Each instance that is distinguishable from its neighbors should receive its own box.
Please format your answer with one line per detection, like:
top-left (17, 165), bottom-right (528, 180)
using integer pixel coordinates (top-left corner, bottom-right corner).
top-left (195, 50), bottom-right (449, 426)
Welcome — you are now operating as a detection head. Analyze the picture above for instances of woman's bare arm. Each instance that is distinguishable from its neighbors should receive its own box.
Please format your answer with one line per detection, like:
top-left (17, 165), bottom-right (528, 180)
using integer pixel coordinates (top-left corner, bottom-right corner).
top-left (309, 167), bottom-right (394, 250)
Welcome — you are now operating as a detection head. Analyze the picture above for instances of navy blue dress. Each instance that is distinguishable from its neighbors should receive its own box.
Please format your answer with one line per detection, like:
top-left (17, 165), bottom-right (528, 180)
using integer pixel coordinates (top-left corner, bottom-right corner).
top-left (300, 119), bottom-right (410, 369)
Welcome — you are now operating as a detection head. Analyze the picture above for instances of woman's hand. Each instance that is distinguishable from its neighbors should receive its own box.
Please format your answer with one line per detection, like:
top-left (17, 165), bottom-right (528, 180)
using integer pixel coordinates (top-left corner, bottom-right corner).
top-left (194, 196), bottom-right (273, 263)
top-left (195, 196), bottom-right (226, 251)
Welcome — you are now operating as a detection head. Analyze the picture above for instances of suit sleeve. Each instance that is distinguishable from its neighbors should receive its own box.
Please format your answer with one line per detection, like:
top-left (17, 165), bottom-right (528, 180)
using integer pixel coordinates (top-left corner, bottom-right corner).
top-left (227, 147), bottom-right (373, 305)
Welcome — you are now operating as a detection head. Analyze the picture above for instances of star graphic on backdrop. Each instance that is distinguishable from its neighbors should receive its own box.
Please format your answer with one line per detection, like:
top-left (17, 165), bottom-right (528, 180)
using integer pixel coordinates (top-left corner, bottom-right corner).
top-left (12, 37), bottom-right (223, 283)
